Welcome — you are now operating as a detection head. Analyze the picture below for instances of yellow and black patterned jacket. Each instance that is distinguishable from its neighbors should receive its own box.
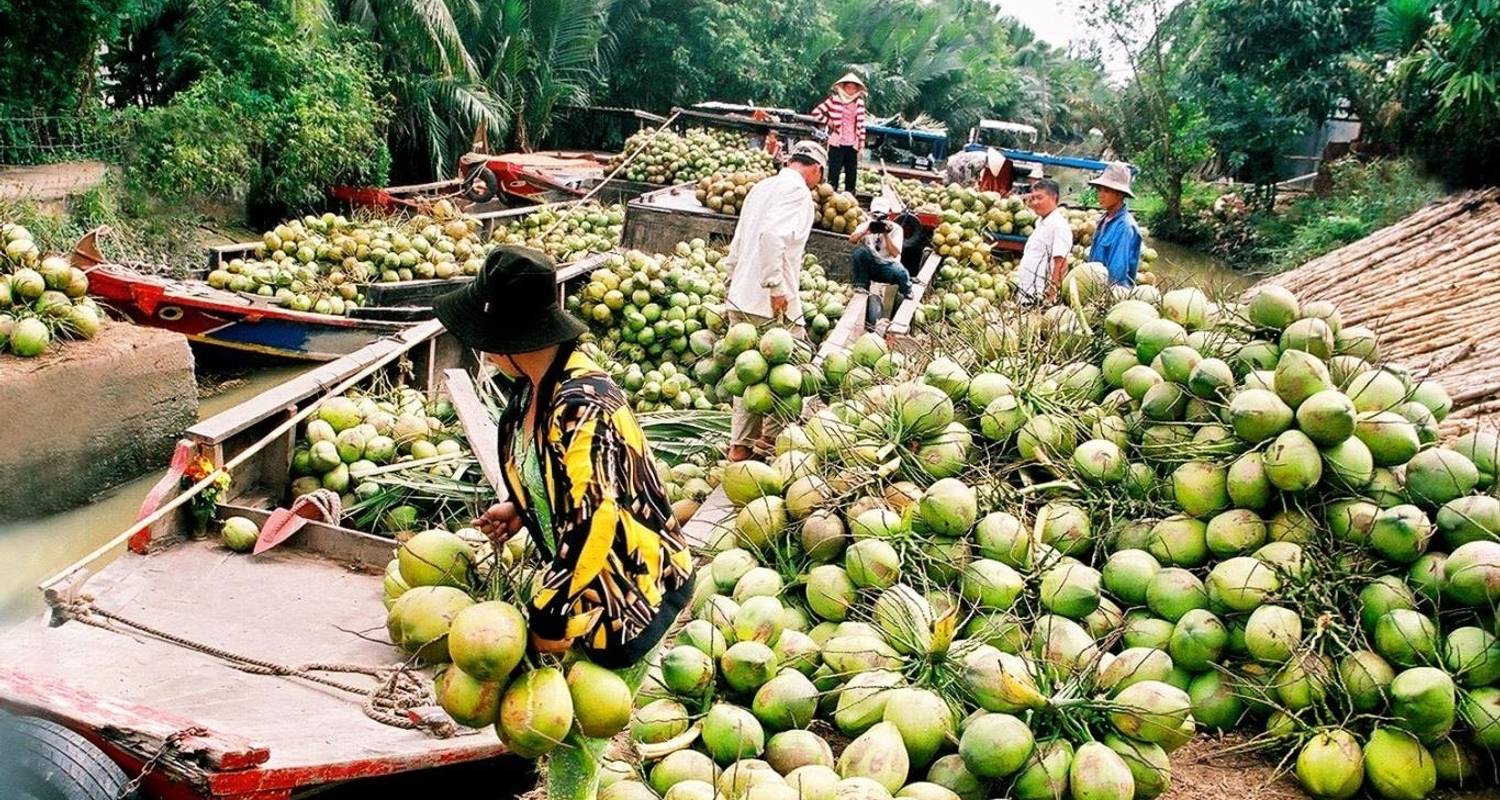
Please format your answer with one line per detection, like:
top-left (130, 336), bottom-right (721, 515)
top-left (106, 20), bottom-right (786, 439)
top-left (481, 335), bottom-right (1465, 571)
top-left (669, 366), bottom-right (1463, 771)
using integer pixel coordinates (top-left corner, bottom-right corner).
top-left (499, 345), bottom-right (696, 667)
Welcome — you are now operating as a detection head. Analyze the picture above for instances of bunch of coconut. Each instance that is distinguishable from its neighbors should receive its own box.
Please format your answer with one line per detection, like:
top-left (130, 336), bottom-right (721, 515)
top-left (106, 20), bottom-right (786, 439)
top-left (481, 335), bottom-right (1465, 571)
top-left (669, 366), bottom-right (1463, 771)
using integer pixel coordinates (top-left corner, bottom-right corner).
top-left (712, 323), bottom-right (825, 421)
top-left (657, 458), bottom-right (724, 525)
top-left (491, 201), bottom-right (624, 264)
top-left (696, 172), bottom-right (772, 216)
top-left (287, 386), bottom-right (484, 536)
top-left (971, 278), bottom-right (1500, 800)
top-left (0, 224), bottom-right (103, 357)
top-left (615, 128), bottom-right (776, 186)
top-left (216, 202), bottom-right (490, 312)
top-left (609, 429), bottom-right (1195, 800)
top-left (379, 525), bottom-right (646, 761)
top-left (812, 184), bottom-right (865, 234)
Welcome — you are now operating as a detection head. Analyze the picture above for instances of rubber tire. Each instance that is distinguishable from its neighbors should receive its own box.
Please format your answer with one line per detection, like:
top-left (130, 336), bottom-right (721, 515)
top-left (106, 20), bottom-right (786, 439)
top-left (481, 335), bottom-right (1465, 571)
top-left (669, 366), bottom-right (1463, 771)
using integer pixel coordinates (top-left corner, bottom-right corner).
top-left (0, 714), bottom-right (135, 800)
top-left (464, 166), bottom-right (499, 203)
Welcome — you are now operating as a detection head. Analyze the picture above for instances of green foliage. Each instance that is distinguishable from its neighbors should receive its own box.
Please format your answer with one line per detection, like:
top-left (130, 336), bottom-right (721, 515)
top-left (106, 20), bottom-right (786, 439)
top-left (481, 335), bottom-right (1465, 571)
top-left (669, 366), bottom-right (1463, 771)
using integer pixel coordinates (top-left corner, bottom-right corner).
top-left (1258, 158), bottom-right (1444, 268)
top-left (123, 0), bottom-right (389, 215)
top-left (0, 0), bottom-right (138, 115)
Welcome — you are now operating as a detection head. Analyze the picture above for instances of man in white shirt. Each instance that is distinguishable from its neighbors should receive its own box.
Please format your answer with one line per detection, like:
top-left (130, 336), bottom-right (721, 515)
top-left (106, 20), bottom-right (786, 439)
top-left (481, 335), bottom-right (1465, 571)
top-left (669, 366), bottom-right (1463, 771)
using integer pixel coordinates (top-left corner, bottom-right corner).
top-left (1015, 178), bottom-right (1072, 305)
top-left (723, 140), bottom-right (825, 461)
top-left (846, 194), bottom-right (910, 331)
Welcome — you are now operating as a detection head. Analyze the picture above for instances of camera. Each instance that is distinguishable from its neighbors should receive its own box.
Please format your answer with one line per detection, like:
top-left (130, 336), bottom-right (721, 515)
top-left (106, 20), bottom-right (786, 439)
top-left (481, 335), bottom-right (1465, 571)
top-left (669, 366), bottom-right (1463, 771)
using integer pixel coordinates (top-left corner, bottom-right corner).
top-left (867, 212), bottom-right (891, 234)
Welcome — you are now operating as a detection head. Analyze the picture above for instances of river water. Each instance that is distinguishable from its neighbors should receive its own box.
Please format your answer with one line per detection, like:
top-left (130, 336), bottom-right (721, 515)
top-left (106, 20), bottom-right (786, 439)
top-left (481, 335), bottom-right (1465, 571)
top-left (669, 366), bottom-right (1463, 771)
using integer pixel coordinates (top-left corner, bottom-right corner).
top-left (0, 244), bottom-right (1244, 622)
top-left (0, 365), bottom-right (309, 622)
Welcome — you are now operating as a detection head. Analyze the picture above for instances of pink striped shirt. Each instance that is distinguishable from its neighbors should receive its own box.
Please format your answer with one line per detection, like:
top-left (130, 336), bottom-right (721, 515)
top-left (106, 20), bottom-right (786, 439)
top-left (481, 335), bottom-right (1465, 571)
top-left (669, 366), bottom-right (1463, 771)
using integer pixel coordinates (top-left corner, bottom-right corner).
top-left (812, 93), bottom-right (866, 150)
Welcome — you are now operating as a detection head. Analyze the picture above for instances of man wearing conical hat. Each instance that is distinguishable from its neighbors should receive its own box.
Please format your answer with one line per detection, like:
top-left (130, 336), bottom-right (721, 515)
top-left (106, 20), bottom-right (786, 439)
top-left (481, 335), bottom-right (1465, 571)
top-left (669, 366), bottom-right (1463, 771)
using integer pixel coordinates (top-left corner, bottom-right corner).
top-left (811, 71), bottom-right (868, 193)
top-left (1088, 161), bottom-right (1143, 286)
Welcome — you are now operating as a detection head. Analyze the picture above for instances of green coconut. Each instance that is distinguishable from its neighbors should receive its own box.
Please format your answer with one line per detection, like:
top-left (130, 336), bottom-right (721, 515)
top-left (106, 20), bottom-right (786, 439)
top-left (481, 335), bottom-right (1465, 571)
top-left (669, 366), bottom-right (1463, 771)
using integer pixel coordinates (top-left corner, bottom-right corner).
top-left (1347, 369), bottom-right (1408, 413)
top-left (766, 730), bottom-right (834, 775)
top-left (960, 559), bottom-right (1025, 610)
top-left (1452, 431), bottom-right (1500, 488)
top-left (220, 516), bottom-right (259, 552)
top-left (1407, 553), bottom-right (1447, 602)
top-left (447, 600), bottom-right (527, 683)
top-left (846, 539), bottom-right (902, 590)
top-left (966, 372), bottom-right (1015, 410)
top-left (724, 461), bottom-right (786, 505)
top-left (734, 595), bottom-right (786, 646)
top-left (1363, 728), bottom-right (1436, 800)
top-left (1139, 383), bottom-right (1188, 422)
top-left (1460, 687), bottom-right (1500, 749)
top-left (389, 585), bottom-right (474, 663)
top-left (1073, 439), bottom-right (1128, 483)
top-left (738, 496), bottom-right (789, 548)
top-left (1236, 339), bottom-right (1282, 372)
top-left (602, 781), bottom-right (660, 800)
top-left (497, 666), bottom-right (573, 758)
top-left (1443, 540), bottom-right (1500, 607)
top-left (1340, 650), bottom-right (1396, 713)
top-left (435, 664), bottom-right (502, 728)
top-left (806, 564), bottom-right (858, 621)
top-left (1147, 516), bottom-right (1209, 568)
top-left (1204, 509), bottom-right (1267, 558)
top-left (652, 750), bottom-right (721, 795)
top-left (1122, 615), bottom-right (1176, 651)
top-left (957, 713), bottom-right (1033, 780)
top-left (917, 478), bottom-right (978, 536)
top-left (752, 669), bottom-right (819, 731)
top-left (1405, 448), bottom-right (1479, 507)
top-left (1274, 652), bottom-right (1335, 710)
top-left (1121, 364), bottom-right (1164, 402)
top-left (1320, 436), bottom-right (1374, 490)
top-left (632, 697), bottom-right (690, 744)
top-left (1246, 285), bottom-right (1300, 330)
top-left (398, 528), bottom-right (473, 589)
top-left (1355, 411), bottom-right (1421, 467)
top-left (1109, 680), bottom-right (1191, 744)
top-left (1011, 739), bottom-right (1074, 800)
top-left (1326, 499), bottom-right (1379, 546)
top-left (1245, 604), bottom-right (1301, 663)
top-left (1171, 461), bottom-right (1229, 518)
top-left (1098, 646), bottom-right (1174, 694)
top-left (1068, 741), bottom-right (1135, 800)
top-left (1039, 563), bottom-right (1102, 620)
top-left (1280, 317), bottom-right (1335, 359)
top-left (1374, 609), bottom-right (1439, 668)
top-left (1370, 504), bottom-right (1433, 564)
top-left (1389, 666), bottom-right (1456, 741)
top-left (1206, 556), bottom-right (1279, 612)
top-left (1102, 348), bottom-right (1142, 388)
top-left (1445, 626), bottom-right (1500, 688)
top-left (703, 703), bottom-right (767, 764)
top-left (1145, 568), bottom-right (1208, 622)
top-left (1187, 670), bottom-right (1244, 731)
top-left (661, 644), bottom-right (716, 696)
top-left (980, 395), bottom-right (1029, 442)
top-left (1226, 452), bottom-right (1273, 509)
top-left (1296, 390), bottom-right (1356, 445)
top-left (785, 768), bottom-right (840, 800)
top-left (1103, 734), bottom-right (1171, 799)
top-left (567, 661), bottom-right (632, 738)
top-left (1295, 730), bottom-right (1364, 800)
top-left (1229, 389), bottom-right (1294, 443)
top-left (1167, 608), bottom-right (1226, 672)
top-left (1101, 549), bottom-right (1161, 605)
top-left (774, 630), bottom-right (821, 676)
top-left (1135, 318), bottom-right (1188, 364)
top-left (1435, 495), bottom-right (1500, 549)
top-left (1187, 357), bottom-right (1236, 400)
top-left (1038, 503), bottom-right (1092, 556)
top-left (1273, 349), bottom-right (1332, 410)
top-left (879, 688), bottom-right (953, 768)
top-left (834, 670), bottom-right (903, 735)
top-left (1359, 575), bottom-right (1418, 631)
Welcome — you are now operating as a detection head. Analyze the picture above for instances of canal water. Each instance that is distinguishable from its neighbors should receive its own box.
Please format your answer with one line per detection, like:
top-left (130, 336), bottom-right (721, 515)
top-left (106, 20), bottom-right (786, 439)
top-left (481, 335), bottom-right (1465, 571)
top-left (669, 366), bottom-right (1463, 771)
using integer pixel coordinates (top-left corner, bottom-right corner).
top-left (0, 364), bottom-right (310, 622)
top-left (0, 242), bottom-right (1245, 622)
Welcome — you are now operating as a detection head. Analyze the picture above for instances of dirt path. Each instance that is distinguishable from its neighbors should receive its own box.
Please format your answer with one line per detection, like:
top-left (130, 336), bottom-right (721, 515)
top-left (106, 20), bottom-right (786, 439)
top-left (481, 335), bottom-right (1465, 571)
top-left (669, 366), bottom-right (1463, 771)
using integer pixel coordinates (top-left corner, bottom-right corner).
top-left (0, 161), bottom-right (111, 202)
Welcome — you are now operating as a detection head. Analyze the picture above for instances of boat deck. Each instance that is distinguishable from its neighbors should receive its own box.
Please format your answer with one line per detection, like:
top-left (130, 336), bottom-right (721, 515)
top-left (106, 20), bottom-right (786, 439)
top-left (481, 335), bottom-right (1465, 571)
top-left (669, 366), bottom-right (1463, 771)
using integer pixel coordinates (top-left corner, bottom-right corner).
top-left (1, 539), bottom-right (501, 780)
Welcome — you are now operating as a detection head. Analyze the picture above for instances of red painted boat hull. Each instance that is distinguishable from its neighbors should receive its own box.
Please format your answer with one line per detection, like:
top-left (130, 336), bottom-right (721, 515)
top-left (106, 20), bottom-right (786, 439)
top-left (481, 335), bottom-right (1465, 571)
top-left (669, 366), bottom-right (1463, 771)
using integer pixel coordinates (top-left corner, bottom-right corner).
top-left (87, 267), bottom-right (411, 361)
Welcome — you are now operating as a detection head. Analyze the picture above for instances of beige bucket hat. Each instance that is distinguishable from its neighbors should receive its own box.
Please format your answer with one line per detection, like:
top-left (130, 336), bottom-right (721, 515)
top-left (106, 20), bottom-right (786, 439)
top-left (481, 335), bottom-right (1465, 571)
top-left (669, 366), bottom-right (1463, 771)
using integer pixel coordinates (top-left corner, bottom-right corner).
top-left (1089, 161), bottom-right (1135, 198)
top-left (833, 72), bottom-right (867, 91)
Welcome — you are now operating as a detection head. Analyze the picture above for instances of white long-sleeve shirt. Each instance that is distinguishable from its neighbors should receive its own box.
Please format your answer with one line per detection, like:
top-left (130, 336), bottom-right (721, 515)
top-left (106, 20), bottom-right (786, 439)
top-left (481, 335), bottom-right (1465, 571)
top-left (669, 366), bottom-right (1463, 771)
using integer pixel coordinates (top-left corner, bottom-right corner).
top-left (725, 168), bottom-right (815, 320)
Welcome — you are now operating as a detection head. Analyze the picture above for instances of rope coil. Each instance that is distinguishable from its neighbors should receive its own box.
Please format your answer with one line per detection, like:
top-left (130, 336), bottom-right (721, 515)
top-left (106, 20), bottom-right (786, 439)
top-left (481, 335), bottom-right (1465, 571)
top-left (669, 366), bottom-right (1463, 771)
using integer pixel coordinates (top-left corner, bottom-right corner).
top-left (51, 593), bottom-right (466, 738)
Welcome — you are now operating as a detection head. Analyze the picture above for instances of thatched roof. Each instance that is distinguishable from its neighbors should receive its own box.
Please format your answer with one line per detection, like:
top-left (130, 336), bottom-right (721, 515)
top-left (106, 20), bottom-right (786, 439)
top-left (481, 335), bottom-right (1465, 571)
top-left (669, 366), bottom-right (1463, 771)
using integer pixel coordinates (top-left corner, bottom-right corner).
top-left (1264, 189), bottom-right (1500, 434)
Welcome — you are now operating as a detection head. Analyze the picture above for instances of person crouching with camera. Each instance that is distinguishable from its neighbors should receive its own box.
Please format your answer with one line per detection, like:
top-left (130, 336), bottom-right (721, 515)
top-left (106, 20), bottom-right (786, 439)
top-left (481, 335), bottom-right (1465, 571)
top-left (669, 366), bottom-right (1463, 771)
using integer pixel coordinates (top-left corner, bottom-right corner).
top-left (847, 196), bottom-right (912, 332)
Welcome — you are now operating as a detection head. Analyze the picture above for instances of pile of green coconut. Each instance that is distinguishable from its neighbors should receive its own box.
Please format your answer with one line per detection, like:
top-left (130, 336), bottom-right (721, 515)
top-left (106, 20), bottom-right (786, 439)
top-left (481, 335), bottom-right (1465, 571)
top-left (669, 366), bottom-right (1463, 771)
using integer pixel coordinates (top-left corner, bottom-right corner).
top-left (598, 278), bottom-right (1498, 800)
top-left (0, 224), bottom-right (105, 358)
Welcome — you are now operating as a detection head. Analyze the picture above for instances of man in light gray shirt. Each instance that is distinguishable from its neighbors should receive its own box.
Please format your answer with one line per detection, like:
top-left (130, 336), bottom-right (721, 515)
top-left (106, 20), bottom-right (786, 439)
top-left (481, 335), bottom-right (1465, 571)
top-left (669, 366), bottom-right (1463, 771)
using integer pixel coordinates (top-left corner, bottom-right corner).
top-left (1015, 178), bottom-right (1072, 305)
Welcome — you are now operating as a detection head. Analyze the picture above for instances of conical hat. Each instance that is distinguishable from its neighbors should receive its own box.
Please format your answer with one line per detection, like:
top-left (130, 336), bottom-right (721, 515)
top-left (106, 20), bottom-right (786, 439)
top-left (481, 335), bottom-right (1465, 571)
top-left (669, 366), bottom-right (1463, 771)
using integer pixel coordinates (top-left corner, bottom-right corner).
top-left (833, 72), bottom-right (866, 91)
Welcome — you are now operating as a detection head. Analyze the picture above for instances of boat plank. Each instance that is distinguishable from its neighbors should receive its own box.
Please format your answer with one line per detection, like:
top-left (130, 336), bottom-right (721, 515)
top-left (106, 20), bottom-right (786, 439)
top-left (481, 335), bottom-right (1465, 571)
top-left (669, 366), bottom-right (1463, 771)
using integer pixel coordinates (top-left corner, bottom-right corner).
top-left (1, 541), bottom-right (501, 773)
top-left (681, 487), bottom-right (735, 551)
top-left (443, 369), bottom-right (505, 497)
top-left (886, 251), bottom-right (941, 338)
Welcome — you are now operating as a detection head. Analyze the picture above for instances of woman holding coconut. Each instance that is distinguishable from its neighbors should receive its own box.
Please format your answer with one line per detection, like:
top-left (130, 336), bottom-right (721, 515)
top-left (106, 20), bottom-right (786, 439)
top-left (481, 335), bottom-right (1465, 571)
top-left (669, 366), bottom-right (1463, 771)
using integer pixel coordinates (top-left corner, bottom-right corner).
top-left (434, 246), bottom-right (696, 796)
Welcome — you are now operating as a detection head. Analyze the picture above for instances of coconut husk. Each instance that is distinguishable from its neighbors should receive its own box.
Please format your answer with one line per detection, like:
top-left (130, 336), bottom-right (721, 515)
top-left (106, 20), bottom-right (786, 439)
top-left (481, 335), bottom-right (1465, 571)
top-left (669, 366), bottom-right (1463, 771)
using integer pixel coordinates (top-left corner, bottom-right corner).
top-left (1260, 189), bottom-right (1500, 436)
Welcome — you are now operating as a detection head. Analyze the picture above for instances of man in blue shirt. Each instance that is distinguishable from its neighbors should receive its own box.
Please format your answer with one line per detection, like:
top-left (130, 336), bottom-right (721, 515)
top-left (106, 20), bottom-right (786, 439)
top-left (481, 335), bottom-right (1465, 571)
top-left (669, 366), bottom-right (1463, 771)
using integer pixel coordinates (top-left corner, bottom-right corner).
top-left (1088, 162), bottom-right (1143, 286)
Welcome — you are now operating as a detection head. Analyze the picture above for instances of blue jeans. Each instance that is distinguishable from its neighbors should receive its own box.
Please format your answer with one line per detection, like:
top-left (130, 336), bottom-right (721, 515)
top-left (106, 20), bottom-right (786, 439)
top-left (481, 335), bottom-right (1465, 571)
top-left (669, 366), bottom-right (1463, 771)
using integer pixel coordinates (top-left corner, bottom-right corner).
top-left (851, 245), bottom-right (911, 330)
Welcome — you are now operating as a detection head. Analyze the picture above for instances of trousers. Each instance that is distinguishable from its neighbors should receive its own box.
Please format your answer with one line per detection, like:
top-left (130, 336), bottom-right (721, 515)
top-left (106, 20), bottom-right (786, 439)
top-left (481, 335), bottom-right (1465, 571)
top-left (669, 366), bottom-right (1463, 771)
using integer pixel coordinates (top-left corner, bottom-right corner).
top-left (851, 245), bottom-right (912, 330)
top-left (828, 145), bottom-right (858, 193)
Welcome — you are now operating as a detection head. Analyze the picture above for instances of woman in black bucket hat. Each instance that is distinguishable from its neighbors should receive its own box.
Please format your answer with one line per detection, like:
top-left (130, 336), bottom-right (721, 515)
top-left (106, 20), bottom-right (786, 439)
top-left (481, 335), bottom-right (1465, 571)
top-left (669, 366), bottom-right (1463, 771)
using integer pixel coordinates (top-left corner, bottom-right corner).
top-left (434, 246), bottom-right (695, 793)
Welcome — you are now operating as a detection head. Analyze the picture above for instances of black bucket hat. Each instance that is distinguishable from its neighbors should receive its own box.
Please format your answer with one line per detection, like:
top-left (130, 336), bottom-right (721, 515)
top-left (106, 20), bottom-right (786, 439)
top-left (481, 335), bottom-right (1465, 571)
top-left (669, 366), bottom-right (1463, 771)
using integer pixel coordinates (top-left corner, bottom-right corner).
top-left (433, 245), bottom-right (587, 354)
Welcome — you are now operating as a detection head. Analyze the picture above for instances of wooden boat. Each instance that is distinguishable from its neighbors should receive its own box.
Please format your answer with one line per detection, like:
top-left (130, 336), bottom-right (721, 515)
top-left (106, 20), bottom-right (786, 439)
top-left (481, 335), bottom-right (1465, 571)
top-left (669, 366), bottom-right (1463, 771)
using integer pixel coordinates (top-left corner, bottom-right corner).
top-left (85, 264), bottom-right (414, 362)
top-left (0, 320), bottom-right (527, 799)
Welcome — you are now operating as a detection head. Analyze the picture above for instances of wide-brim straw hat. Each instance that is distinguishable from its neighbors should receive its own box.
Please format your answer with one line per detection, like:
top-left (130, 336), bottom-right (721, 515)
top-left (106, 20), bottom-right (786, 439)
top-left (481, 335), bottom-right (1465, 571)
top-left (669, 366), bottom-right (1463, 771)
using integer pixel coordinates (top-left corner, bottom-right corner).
top-left (833, 72), bottom-right (866, 91)
top-left (1089, 161), bottom-right (1135, 198)
top-left (434, 246), bottom-right (586, 354)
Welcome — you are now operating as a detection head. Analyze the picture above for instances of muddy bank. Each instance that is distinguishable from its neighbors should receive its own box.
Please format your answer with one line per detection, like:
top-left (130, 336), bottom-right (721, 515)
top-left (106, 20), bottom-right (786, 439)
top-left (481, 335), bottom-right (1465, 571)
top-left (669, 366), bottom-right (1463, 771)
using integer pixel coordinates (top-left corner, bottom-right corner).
top-left (0, 324), bottom-right (196, 519)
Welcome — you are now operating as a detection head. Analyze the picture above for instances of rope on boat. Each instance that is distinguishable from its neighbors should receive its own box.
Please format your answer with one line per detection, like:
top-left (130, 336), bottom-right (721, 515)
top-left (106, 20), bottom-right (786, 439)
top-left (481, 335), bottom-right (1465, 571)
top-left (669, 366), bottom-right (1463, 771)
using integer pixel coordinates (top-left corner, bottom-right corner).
top-left (537, 109), bottom-right (683, 241)
top-left (49, 592), bottom-right (471, 738)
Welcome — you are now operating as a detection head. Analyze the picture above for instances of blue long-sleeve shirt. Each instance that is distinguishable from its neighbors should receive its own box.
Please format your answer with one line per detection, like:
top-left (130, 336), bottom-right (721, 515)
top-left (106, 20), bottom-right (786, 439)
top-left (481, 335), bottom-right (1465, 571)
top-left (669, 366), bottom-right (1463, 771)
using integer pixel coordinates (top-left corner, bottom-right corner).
top-left (1090, 204), bottom-right (1143, 286)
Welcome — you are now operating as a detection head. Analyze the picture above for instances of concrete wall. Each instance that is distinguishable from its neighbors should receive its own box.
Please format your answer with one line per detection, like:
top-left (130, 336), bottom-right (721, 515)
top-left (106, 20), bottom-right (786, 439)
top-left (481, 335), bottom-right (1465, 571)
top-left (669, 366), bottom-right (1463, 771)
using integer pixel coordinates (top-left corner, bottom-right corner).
top-left (0, 324), bottom-right (197, 519)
